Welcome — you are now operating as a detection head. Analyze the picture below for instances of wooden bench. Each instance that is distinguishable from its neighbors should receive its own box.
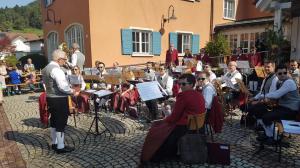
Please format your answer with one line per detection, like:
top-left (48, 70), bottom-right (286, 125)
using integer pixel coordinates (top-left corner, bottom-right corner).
top-left (3, 82), bottom-right (43, 96)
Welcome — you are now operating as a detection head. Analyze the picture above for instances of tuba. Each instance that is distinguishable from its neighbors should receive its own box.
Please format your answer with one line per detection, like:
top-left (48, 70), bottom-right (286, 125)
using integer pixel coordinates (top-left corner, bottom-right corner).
top-left (58, 42), bottom-right (71, 56)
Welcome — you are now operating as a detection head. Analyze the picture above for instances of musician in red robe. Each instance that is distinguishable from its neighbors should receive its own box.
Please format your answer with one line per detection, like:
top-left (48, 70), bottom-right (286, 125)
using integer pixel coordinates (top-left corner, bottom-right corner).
top-left (165, 43), bottom-right (179, 67)
top-left (140, 73), bottom-right (205, 163)
top-left (196, 48), bottom-right (211, 64)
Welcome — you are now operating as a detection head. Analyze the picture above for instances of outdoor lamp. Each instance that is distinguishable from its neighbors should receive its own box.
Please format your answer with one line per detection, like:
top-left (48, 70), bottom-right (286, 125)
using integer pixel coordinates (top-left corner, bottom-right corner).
top-left (45, 9), bottom-right (61, 25)
top-left (163, 5), bottom-right (177, 23)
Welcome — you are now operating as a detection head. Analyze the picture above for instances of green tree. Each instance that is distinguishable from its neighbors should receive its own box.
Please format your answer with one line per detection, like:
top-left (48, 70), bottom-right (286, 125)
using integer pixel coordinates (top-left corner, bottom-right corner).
top-left (205, 34), bottom-right (230, 58)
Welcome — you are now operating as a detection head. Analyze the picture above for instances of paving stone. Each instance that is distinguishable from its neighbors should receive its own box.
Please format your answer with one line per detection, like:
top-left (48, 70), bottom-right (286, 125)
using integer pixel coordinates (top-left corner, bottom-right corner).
top-left (1, 94), bottom-right (300, 167)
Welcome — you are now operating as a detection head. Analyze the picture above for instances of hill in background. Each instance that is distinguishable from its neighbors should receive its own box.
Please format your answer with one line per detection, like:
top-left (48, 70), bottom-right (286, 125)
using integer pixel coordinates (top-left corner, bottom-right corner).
top-left (0, 0), bottom-right (42, 36)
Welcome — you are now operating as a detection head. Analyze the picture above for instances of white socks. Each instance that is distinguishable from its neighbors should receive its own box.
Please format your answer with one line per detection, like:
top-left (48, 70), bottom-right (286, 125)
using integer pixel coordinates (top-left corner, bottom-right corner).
top-left (257, 119), bottom-right (274, 138)
top-left (56, 132), bottom-right (65, 149)
top-left (50, 127), bottom-right (57, 145)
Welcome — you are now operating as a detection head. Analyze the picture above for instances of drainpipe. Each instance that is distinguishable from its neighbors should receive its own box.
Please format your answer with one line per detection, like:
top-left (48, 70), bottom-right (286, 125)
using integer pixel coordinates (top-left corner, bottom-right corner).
top-left (210, 0), bottom-right (214, 41)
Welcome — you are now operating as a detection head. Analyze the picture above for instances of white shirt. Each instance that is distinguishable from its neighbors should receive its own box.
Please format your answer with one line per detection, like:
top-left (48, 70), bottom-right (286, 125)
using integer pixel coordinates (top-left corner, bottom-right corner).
top-left (202, 82), bottom-right (216, 109)
top-left (49, 61), bottom-right (73, 94)
top-left (71, 50), bottom-right (80, 67)
top-left (160, 73), bottom-right (174, 96)
top-left (264, 79), bottom-right (297, 99)
top-left (209, 71), bottom-right (217, 82)
top-left (221, 70), bottom-right (242, 88)
top-left (254, 74), bottom-right (278, 100)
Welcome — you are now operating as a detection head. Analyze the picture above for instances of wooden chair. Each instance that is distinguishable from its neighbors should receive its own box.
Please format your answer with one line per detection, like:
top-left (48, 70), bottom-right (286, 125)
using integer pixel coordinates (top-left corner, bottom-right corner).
top-left (187, 113), bottom-right (206, 131)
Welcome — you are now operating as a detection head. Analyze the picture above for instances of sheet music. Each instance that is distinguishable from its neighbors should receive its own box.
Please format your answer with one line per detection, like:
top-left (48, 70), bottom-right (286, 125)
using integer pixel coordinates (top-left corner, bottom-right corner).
top-left (237, 61), bottom-right (250, 69)
top-left (94, 90), bottom-right (113, 98)
top-left (68, 75), bottom-right (82, 85)
top-left (84, 89), bottom-right (97, 93)
top-left (83, 68), bottom-right (99, 75)
top-left (282, 120), bottom-right (300, 134)
top-left (219, 63), bottom-right (227, 69)
top-left (136, 81), bottom-right (163, 101)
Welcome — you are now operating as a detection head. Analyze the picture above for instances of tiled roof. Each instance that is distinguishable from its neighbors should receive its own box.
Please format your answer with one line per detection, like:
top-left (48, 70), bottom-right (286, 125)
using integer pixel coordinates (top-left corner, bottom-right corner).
top-left (0, 32), bottom-right (40, 42)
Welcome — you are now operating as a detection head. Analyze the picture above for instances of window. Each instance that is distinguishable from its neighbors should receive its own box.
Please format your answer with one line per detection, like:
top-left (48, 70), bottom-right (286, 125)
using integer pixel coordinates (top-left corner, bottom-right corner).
top-left (229, 34), bottom-right (237, 52)
top-left (132, 30), bottom-right (152, 54)
top-left (47, 32), bottom-right (58, 61)
top-left (177, 33), bottom-right (192, 54)
top-left (224, 0), bottom-right (235, 19)
top-left (65, 24), bottom-right (84, 53)
top-left (240, 33), bottom-right (249, 53)
top-left (45, 0), bottom-right (54, 7)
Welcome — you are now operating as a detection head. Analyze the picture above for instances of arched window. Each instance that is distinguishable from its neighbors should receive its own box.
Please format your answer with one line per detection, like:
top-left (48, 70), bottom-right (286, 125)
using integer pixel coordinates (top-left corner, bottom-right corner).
top-left (65, 24), bottom-right (84, 53)
top-left (47, 32), bottom-right (58, 61)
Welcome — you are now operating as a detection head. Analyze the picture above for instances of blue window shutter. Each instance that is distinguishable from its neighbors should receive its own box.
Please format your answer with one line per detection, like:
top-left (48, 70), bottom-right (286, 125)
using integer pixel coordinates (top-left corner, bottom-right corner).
top-left (121, 29), bottom-right (133, 55)
top-left (169, 32), bottom-right (178, 49)
top-left (152, 32), bottom-right (161, 55)
top-left (192, 34), bottom-right (200, 55)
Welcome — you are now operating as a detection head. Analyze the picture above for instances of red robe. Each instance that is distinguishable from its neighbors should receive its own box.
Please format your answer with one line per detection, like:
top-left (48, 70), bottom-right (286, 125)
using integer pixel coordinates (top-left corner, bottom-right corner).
top-left (196, 54), bottom-right (211, 64)
top-left (141, 90), bottom-right (205, 162)
top-left (165, 49), bottom-right (179, 66)
top-left (39, 92), bottom-right (49, 126)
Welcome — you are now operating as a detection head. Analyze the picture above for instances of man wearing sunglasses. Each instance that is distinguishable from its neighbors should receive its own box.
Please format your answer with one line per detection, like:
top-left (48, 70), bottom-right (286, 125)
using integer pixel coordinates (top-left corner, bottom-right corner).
top-left (42, 49), bottom-right (80, 154)
top-left (197, 72), bottom-right (216, 111)
top-left (257, 65), bottom-right (300, 142)
top-left (147, 73), bottom-right (205, 162)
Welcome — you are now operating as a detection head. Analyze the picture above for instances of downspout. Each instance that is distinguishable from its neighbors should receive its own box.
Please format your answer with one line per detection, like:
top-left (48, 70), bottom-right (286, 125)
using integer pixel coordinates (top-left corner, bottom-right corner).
top-left (210, 0), bottom-right (214, 41)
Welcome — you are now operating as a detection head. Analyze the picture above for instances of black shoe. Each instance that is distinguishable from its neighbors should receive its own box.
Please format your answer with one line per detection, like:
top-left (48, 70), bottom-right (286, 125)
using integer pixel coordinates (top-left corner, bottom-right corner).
top-left (256, 134), bottom-right (269, 142)
top-left (56, 146), bottom-right (75, 154)
top-left (51, 144), bottom-right (57, 150)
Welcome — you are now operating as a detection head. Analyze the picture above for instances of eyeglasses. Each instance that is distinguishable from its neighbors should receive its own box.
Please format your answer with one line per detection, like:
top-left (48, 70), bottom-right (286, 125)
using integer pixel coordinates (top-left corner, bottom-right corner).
top-left (99, 67), bottom-right (104, 69)
top-left (204, 66), bottom-right (210, 68)
top-left (73, 69), bottom-right (79, 71)
top-left (277, 72), bottom-right (287, 75)
top-left (197, 77), bottom-right (206, 81)
top-left (178, 82), bottom-right (191, 86)
top-left (60, 58), bottom-right (67, 61)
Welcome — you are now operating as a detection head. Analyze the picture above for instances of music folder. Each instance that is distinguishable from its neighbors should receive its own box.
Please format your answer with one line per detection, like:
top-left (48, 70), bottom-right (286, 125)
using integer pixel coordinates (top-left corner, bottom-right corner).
top-left (136, 81), bottom-right (164, 101)
top-left (93, 90), bottom-right (113, 98)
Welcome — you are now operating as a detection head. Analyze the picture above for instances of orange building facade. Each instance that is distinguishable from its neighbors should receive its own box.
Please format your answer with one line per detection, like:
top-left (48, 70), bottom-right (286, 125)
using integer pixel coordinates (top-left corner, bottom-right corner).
top-left (41, 0), bottom-right (270, 67)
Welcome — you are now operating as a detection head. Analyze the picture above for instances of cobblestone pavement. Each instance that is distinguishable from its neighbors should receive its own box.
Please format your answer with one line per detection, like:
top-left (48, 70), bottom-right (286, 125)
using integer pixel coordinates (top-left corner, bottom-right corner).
top-left (1, 93), bottom-right (300, 168)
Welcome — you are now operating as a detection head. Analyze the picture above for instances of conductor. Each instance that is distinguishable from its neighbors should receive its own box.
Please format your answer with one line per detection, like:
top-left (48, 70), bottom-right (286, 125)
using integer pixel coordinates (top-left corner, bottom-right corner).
top-left (42, 49), bottom-right (79, 154)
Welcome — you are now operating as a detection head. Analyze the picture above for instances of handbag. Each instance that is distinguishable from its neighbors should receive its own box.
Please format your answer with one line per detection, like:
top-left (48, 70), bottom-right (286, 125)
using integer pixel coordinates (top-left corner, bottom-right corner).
top-left (207, 142), bottom-right (230, 165)
top-left (178, 115), bottom-right (207, 164)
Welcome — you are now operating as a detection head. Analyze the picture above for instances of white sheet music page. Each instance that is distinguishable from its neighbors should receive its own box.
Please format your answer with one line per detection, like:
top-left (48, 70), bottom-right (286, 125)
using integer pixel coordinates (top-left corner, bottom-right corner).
top-left (282, 120), bottom-right (300, 134)
top-left (94, 90), bottom-right (113, 97)
top-left (136, 81), bottom-right (163, 101)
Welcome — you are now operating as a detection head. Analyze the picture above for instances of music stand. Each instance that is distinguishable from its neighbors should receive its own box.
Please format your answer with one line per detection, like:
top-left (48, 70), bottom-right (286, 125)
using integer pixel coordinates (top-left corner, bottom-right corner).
top-left (84, 90), bottom-right (114, 142)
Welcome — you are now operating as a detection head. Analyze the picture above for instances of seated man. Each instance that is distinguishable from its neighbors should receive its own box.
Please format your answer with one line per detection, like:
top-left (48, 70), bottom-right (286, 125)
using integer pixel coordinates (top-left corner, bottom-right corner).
top-left (247, 61), bottom-right (278, 122)
top-left (220, 61), bottom-right (242, 104)
top-left (196, 71), bottom-right (216, 112)
top-left (289, 59), bottom-right (300, 86)
top-left (203, 64), bottom-right (216, 83)
top-left (141, 73), bottom-right (205, 162)
top-left (257, 65), bottom-right (300, 142)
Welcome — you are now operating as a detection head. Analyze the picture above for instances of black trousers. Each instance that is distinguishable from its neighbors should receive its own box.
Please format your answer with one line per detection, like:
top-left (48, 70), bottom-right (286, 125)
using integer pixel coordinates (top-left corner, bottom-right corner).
top-left (262, 106), bottom-right (298, 126)
top-left (247, 103), bottom-right (270, 119)
top-left (46, 96), bottom-right (69, 132)
top-left (145, 99), bottom-right (158, 120)
top-left (151, 125), bottom-right (188, 162)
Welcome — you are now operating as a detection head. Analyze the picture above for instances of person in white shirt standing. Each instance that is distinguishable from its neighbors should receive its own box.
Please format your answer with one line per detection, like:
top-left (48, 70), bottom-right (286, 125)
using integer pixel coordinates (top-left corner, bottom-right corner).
top-left (70, 43), bottom-right (85, 73)
top-left (42, 49), bottom-right (80, 154)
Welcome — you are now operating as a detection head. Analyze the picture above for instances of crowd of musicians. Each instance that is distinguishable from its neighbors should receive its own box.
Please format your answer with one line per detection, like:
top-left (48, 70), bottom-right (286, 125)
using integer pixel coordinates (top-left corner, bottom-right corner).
top-left (41, 41), bottom-right (300, 165)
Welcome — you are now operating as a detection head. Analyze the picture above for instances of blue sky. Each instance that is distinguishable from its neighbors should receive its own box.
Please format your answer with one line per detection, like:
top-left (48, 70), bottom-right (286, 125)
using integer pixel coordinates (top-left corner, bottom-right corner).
top-left (0, 0), bottom-right (35, 8)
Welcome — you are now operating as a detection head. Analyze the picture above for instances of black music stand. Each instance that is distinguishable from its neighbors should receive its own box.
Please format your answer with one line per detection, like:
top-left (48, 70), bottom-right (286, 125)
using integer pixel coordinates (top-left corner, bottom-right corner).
top-left (84, 90), bottom-right (114, 142)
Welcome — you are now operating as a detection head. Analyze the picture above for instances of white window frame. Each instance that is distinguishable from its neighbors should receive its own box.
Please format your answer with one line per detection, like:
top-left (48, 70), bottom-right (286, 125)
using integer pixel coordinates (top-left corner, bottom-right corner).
top-left (129, 27), bottom-right (153, 57)
top-left (223, 0), bottom-right (236, 20)
top-left (176, 31), bottom-right (193, 56)
top-left (45, 0), bottom-right (54, 7)
top-left (64, 23), bottom-right (84, 53)
top-left (47, 31), bottom-right (58, 62)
